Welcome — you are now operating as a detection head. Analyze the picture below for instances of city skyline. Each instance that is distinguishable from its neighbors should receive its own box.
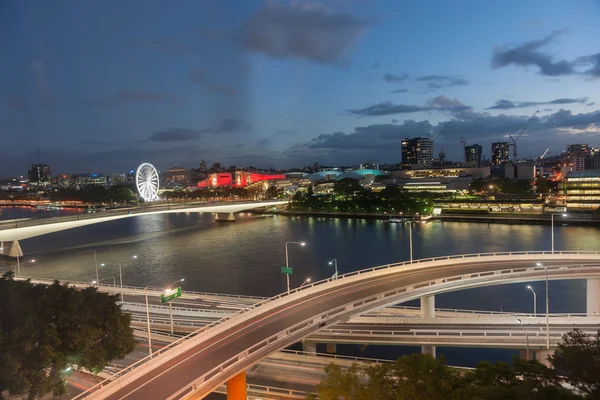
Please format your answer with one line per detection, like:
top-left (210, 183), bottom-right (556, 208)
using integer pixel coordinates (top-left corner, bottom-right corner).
top-left (2, 0), bottom-right (600, 175)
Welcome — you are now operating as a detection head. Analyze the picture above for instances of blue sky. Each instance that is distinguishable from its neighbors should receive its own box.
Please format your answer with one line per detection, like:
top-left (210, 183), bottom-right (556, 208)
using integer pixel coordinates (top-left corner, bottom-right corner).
top-left (1, 0), bottom-right (600, 175)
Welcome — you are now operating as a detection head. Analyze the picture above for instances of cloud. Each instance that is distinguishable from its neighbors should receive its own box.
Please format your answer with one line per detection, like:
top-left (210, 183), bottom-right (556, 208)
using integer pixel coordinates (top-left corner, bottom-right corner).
top-left (190, 68), bottom-right (238, 96)
top-left (242, 2), bottom-right (368, 63)
top-left (129, 38), bottom-right (202, 55)
top-left (579, 53), bottom-right (600, 78)
top-left (347, 96), bottom-right (471, 117)
top-left (30, 61), bottom-right (49, 94)
top-left (383, 73), bottom-right (408, 83)
top-left (371, 61), bottom-right (379, 69)
top-left (486, 97), bottom-right (588, 110)
top-left (215, 118), bottom-right (251, 133)
top-left (149, 128), bottom-right (208, 142)
top-left (417, 74), bottom-right (469, 89)
top-left (588, 102), bottom-right (596, 107)
top-left (390, 88), bottom-right (409, 93)
top-left (6, 94), bottom-right (32, 112)
top-left (235, 143), bottom-right (244, 148)
top-left (492, 31), bottom-right (574, 76)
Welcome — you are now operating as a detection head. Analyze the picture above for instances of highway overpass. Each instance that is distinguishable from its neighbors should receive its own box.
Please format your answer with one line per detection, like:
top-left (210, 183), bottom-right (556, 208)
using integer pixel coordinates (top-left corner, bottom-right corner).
top-left (73, 251), bottom-right (600, 400)
top-left (0, 200), bottom-right (287, 256)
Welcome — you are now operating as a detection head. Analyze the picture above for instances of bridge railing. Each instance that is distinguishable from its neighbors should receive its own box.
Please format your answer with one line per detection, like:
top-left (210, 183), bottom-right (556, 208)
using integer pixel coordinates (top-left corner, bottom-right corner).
top-left (0, 199), bottom-right (283, 230)
top-left (72, 252), bottom-right (600, 399)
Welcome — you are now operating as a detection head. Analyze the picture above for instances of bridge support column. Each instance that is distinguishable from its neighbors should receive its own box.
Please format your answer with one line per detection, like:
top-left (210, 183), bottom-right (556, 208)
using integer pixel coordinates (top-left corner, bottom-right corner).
top-left (587, 279), bottom-right (600, 315)
top-left (421, 295), bottom-right (436, 357)
top-left (519, 349), bottom-right (531, 361)
top-left (226, 371), bottom-right (246, 400)
top-left (214, 213), bottom-right (236, 222)
top-left (0, 241), bottom-right (23, 258)
top-left (326, 343), bottom-right (337, 354)
top-left (535, 349), bottom-right (554, 367)
top-left (302, 341), bottom-right (317, 355)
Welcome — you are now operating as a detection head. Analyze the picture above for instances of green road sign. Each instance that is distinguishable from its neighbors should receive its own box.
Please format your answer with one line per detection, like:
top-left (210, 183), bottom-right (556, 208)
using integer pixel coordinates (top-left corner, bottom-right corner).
top-left (281, 266), bottom-right (293, 275)
top-left (160, 287), bottom-right (182, 303)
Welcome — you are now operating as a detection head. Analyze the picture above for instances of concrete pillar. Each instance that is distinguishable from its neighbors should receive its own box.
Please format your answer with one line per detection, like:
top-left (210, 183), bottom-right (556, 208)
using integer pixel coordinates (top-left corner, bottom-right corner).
top-left (519, 349), bottom-right (531, 361)
top-left (226, 371), bottom-right (246, 400)
top-left (302, 341), bottom-right (317, 354)
top-left (214, 213), bottom-right (236, 222)
top-left (421, 295), bottom-right (436, 357)
top-left (535, 349), bottom-right (554, 367)
top-left (421, 345), bottom-right (436, 358)
top-left (587, 279), bottom-right (600, 316)
top-left (326, 343), bottom-right (337, 354)
top-left (0, 241), bottom-right (23, 258)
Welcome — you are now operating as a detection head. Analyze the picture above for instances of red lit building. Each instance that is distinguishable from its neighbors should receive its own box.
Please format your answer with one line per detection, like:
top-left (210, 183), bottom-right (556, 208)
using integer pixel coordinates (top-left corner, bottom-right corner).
top-left (197, 172), bottom-right (286, 188)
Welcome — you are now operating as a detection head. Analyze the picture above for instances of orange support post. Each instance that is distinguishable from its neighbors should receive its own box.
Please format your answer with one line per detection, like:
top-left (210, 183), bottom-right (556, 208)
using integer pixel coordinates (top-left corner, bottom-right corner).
top-left (226, 371), bottom-right (247, 400)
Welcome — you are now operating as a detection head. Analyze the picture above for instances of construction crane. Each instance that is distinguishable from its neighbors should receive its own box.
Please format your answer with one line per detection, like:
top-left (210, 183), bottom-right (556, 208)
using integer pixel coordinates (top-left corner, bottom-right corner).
top-left (509, 110), bottom-right (539, 164)
top-left (540, 148), bottom-right (550, 160)
top-left (430, 121), bottom-right (451, 142)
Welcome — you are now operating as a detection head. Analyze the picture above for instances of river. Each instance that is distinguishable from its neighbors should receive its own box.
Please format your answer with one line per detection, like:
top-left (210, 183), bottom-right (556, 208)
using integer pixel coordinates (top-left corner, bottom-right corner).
top-left (1, 205), bottom-right (599, 366)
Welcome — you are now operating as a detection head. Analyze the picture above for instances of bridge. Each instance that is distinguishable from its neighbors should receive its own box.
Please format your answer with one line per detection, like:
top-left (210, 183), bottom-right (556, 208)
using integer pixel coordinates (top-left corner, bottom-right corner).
top-left (0, 200), bottom-right (286, 257)
top-left (72, 251), bottom-right (600, 400)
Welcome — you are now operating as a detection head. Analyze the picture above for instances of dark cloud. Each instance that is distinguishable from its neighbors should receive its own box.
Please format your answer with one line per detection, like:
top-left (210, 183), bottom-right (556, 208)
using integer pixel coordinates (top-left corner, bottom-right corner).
top-left (242, 3), bottom-right (368, 64)
top-left (417, 75), bottom-right (469, 88)
top-left (149, 128), bottom-right (208, 142)
top-left (486, 97), bottom-right (588, 110)
top-left (79, 140), bottom-right (114, 146)
top-left (579, 53), bottom-right (600, 78)
top-left (214, 118), bottom-right (251, 133)
top-left (347, 97), bottom-right (471, 117)
top-left (588, 102), bottom-right (596, 107)
top-left (383, 73), bottom-right (409, 83)
top-left (235, 143), bottom-right (244, 148)
top-left (130, 38), bottom-right (202, 55)
top-left (190, 68), bottom-right (237, 96)
top-left (492, 31), bottom-right (574, 76)
top-left (6, 94), bottom-right (32, 112)
top-left (391, 88), bottom-right (409, 93)
top-left (371, 61), bottom-right (379, 69)
top-left (80, 98), bottom-right (118, 107)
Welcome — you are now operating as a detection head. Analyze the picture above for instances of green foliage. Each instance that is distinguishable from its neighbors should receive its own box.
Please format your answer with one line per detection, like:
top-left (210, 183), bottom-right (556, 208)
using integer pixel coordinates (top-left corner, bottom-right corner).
top-left (470, 178), bottom-right (534, 195)
top-left (49, 185), bottom-right (137, 204)
top-left (550, 329), bottom-right (600, 398)
top-left (265, 186), bottom-right (284, 199)
top-left (310, 353), bottom-right (584, 400)
top-left (0, 273), bottom-right (136, 399)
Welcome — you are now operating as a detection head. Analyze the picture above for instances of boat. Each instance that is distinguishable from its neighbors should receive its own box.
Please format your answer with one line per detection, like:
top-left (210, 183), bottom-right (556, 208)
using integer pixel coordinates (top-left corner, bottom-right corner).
top-left (386, 216), bottom-right (405, 223)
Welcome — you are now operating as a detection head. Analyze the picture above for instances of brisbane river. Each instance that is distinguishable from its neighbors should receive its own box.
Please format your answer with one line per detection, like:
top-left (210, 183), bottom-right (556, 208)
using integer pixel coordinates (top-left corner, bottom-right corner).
top-left (1, 206), bottom-right (600, 366)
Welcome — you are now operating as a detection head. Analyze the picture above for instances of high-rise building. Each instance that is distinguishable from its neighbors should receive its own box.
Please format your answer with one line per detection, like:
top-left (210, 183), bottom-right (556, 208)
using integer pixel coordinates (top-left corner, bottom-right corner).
top-left (464, 144), bottom-right (482, 168)
top-left (212, 162), bottom-right (221, 171)
top-left (199, 159), bottom-right (206, 171)
top-left (401, 137), bottom-right (433, 169)
top-left (566, 144), bottom-right (590, 171)
top-left (28, 164), bottom-right (51, 185)
top-left (491, 142), bottom-right (510, 166)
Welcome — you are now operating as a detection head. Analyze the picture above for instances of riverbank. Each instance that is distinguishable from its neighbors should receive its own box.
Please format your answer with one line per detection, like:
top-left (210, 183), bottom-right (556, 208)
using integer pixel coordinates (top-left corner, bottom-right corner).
top-left (254, 209), bottom-right (600, 226)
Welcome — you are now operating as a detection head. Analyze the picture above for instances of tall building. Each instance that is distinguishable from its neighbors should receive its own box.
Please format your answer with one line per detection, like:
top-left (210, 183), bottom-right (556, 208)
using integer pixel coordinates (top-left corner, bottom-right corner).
top-left (199, 159), bottom-right (206, 171)
top-left (28, 164), bottom-right (51, 185)
top-left (464, 144), bottom-right (482, 168)
top-left (212, 162), bottom-right (221, 171)
top-left (566, 144), bottom-right (589, 162)
top-left (491, 142), bottom-right (510, 166)
top-left (401, 137), bottom-right (433, 169)
top-left (564, 171), bottom-right (600, 210)
top-left (162, 165), bottom-right (190, 183)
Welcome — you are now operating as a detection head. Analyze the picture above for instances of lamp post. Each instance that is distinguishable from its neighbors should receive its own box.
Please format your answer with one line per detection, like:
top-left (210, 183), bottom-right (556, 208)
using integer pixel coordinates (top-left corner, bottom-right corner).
top-left (285, 241), bottom-right (306, 294)
top-left (166, 278), bottom-right (184, 334)
top-left (537, 262), bottom-right (550, 349)
top-left (300, 278), bottom-right (311, 288)
top-left (328, 259), bottom-right (338, 280)
top-left (80, 249), bottom-right (99, 283)
top-left (516, 318), bottom-right (530, 360)
top-left (144, 286), bottom-right (152, 356)
top-left (527, 285), bottom-right (537, 316)
top-left (551, 213), bottom-right (567, 253)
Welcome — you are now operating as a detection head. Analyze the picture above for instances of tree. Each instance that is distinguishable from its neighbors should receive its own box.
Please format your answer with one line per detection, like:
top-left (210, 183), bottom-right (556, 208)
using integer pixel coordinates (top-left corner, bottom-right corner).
top-left (0, 272), bottom-right (136, 399)
top-left (550, 329), bottom-right (600, 398)
top-left (333, 178), bottom-right (363, 201)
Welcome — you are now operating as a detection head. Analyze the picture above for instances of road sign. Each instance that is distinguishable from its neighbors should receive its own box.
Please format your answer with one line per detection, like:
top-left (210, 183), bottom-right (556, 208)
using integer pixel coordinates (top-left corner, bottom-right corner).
top-left (281, 266), bottom-right (293, 275)
top-left (160, 287), bottom-right (182, 303)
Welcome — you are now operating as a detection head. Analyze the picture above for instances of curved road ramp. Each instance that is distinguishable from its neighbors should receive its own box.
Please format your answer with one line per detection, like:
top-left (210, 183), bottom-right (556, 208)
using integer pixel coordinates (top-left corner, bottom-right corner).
top-left (73, 251), bottom-right (600, 400)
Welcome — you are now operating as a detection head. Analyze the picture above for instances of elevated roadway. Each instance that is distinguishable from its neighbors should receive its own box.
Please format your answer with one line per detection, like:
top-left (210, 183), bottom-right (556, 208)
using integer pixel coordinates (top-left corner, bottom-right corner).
top-left (0, 200), bottom-right (287, 244)
top-left (75, 251), bottom-right (600, 400)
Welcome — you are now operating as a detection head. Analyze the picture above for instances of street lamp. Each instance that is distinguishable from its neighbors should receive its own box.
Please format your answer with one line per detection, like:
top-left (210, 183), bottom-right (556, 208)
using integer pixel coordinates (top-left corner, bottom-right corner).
top-left (165, 278), bottom-right (184, 334)
top-left (285, 241), bottom-right (306, 294)
top-left (527, 286), bottom-right (537, 316)
top-left (516, 318), bottom-right (530, 360)
top-left (328, 259), bottom-right (338, 280)
top-left (80, 249), bottom-right (99, 283)
top-left (551, 213), bottom-right (567, 253)
top-left (300, 278), bottom-right (311, 288)
top-left (537, 262), bottom-right (550, 349)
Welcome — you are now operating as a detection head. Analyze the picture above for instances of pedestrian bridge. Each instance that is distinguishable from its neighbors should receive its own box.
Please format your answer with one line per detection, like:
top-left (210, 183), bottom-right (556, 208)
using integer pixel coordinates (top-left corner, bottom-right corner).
top-left (75, 251), bottom-right (600, 400)
top-left (0, 200), bottom-right (286, 256)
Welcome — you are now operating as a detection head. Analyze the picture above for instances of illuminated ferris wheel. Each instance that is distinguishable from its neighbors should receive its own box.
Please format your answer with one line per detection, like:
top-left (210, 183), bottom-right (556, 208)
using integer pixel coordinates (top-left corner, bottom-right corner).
top-left (135, 162), bottom-right (160, 201)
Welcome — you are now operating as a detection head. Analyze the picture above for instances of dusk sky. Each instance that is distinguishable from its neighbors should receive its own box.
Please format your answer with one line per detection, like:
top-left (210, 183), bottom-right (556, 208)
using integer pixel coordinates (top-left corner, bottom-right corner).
top-left (2, 0), bottom-right (600, 175)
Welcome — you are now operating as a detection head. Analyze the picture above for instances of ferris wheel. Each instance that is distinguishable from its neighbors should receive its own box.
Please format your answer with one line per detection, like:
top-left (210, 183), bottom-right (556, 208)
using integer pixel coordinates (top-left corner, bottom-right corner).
top-left (135, 162), bottom-right (160, 201)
